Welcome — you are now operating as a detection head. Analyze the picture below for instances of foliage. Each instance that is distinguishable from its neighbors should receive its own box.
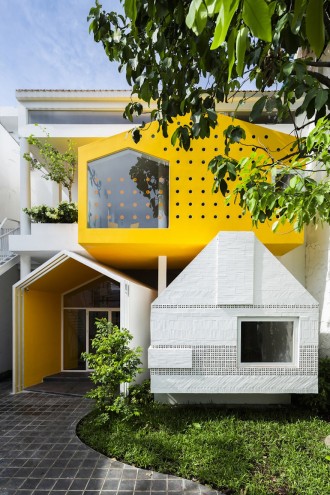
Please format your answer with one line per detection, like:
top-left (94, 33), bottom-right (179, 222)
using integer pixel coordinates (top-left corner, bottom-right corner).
top-left (23, 201), bottom-right (78, 223)
top-left (128, 379), bottom-right (153, 407)
top-left (24, 131), bottom-right (77, 202)
top-left (293, 357), bottom-right (330, 413)
top-left (88, 0), bottom-right (330, 229)
top-left (81, 318), bottom-right (143, 423)
top-left (78, 404), bottom-right (330, 495)
top-left (129, 156), bottom-right (169, 219)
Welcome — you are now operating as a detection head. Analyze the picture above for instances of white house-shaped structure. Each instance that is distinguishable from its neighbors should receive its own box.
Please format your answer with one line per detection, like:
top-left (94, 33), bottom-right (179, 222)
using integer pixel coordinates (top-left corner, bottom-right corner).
top-left (149, 232), bottom-right (319, 403)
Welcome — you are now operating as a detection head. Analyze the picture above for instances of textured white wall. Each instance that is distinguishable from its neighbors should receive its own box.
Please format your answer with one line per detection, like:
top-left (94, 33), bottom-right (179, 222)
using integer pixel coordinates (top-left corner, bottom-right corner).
top-left (306, 224), bottom-right (330, 357)
top-left (150, 232), bottom-right (319, 401)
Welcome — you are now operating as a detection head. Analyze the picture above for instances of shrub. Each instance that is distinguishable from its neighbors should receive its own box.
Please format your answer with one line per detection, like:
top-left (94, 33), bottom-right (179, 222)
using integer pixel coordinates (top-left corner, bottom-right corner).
top-left (128, 379), bottom-right (153, 407)
top-left (81, 318), bottom-right (143, 423)
top-left (23, 201), bottom-right (78, 223)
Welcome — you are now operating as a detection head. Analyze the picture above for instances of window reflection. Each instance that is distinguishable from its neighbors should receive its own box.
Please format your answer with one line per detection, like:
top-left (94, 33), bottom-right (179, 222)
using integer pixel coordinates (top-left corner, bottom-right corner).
top-left (87, 150), bottom-right (169, 228)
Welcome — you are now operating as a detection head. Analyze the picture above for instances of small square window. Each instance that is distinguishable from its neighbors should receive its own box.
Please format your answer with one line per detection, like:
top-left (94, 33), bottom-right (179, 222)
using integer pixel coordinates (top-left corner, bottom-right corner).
top-left (239, 319), bottom-right (296, 365)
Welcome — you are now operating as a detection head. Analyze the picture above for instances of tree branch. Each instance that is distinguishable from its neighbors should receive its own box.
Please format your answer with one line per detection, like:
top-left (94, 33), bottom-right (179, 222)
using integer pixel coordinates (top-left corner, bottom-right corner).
top-left (307, 70), bottom-right (330, 88)
top-left (304, 60), bottom-right (330, 68)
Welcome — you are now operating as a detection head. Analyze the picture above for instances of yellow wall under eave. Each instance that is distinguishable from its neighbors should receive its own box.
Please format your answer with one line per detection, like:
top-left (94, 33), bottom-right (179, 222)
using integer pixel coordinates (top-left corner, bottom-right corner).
top-left (24, 290), bottom-right (61, 388)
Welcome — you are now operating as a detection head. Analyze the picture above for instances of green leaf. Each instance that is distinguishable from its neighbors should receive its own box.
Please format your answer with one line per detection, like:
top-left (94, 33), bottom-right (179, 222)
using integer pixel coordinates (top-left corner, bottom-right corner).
top-left (272, 220), bottom-right (279, 232)
top-left (306, 0), bottom-right (325, 57)
top-left (315, 194), bottom-right (324, 205)
top-left (220, 178), bottom-right (228, 195)
top-left (227, 28), bottom-right (237, 82)
top-left (250, 95), bottom-right (267, 122)
top-left (205, 0), bottom-right (222, 15)
top-left (291, 0), bottom-right (307, 34)
top-left (186, 0), bottom-right (202, 30)
top-left (236, 27), bottom-right (249, 77)
top-left (315, 89), bottom-right (328, 111)
top-left (211, 0), bottom-right (239, 50)
top-left (242, 0), bottom-right (272, 42)
top-left (124, 0), bottom-right (137, 23)
top-left (171, 128), bottom-right (180, 146)
top-left (195, 2), bottom-right (208, 34)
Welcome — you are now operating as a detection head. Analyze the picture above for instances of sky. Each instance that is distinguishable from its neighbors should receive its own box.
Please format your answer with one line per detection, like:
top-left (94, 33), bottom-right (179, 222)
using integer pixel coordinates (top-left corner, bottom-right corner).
top-left (0, 0), bottom-right (129, 106)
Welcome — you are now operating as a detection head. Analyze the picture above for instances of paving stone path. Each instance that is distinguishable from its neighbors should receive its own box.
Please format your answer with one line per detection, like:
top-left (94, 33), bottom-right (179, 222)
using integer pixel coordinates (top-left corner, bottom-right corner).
top-left (0, 381), bottom-right (220, 495)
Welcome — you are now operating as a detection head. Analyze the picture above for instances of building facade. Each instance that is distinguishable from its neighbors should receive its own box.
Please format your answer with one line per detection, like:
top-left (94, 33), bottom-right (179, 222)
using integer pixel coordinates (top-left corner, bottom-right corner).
top-left (0, 89), bottom-right (327, 402)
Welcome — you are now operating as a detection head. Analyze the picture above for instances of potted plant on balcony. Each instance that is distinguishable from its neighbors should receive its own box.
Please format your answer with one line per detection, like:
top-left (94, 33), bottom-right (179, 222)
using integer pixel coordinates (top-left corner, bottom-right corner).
top-left (23, 130), bottom-right (78, 227)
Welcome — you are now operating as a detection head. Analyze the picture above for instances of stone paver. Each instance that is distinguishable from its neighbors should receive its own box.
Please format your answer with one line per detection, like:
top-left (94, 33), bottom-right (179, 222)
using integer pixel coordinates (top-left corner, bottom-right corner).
top-left (0, 381), bottom-right (220, 495)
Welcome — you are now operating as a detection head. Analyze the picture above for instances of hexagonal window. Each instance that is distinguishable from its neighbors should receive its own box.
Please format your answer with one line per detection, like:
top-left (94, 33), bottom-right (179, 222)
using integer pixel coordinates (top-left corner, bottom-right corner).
top-left (87, 150), bottom-right (169, 228)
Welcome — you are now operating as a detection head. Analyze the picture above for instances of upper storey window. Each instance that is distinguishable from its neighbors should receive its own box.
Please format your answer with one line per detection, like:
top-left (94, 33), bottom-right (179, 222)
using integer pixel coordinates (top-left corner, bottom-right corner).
top-left (87, 150), bottom-right (169, 229)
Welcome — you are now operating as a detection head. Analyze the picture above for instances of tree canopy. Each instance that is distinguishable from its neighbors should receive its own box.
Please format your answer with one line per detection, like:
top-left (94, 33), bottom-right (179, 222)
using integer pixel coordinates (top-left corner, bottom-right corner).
top-left (88, 0), bottom-right (330, 231)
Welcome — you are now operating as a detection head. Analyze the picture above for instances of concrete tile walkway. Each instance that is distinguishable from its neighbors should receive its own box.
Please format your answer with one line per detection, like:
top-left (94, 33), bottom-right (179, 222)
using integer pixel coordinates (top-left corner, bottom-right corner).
top-left (0, 381), bottom-right (220, 495)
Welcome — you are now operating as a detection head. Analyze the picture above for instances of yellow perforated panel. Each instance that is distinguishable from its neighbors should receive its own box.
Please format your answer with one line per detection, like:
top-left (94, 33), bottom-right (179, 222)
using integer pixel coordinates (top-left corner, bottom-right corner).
top-left (78, 115), bottom-right (303, 269)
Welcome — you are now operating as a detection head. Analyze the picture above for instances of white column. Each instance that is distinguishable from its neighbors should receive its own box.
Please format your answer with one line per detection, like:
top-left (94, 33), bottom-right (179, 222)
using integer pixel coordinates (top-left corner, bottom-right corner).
top-left (19, 137), bottom-right (31, 276)
top-left (158, 256), bottom-right (167, 295)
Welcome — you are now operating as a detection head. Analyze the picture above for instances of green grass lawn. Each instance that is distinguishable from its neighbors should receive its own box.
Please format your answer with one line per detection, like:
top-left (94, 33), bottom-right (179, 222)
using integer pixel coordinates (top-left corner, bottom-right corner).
top-left (77, 404), bottom-right (330, 495)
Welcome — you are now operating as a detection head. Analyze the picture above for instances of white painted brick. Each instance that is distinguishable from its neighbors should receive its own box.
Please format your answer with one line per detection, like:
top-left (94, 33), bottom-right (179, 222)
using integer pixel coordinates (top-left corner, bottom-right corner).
top-left (150, 232), bottom-right (319, 396)
top-left (151, 375), bottom-right (318, 394)
top-left (148, 348), bottom-right (192, 368)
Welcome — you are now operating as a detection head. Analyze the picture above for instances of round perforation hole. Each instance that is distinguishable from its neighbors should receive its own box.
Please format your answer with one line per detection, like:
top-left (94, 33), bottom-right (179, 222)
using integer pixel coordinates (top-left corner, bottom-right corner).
top-left (201, 177), bottom-right (205, 181)
top-left (176, 160), bottom-right (180, 164)
top-left (164, 147), bottom-right (168, 151)
top-left (188, 202), bottom-right (192, 206)
top-left (215, 134), bottom-right (218, 138)
top-left (214, 215), bottom-right (218, 219)
top-left (176, 177), bottom-right (180, 181)
top-left (189, 160), bottom-right (193, 164)
top-left (176, 215), bottom-right (180, 218)
top-left (176, 202), bottom-right (180, 206)
top-left (188, 215), bottom-right (192, 219)
top-left (201, 215), bottom-right (205, 218)
top-left (201, 202), bottom-right (205, 206)
top-left (264, 135), bottom-right (268, 139)
top-left (226, 215), bottom-right (230, 219)
top-left (252, 134), bottom-right (256, 139)
top-left (201, 190), bottom-right (205, 194)
top-left (214, 202), bottom-right (218, 206)
top-left (176, 190), bottom-right (180, 194)
top-left (201, 160), bottom-right (206, 164)
top-left (189, 190), bottom-right (193, 194)
top-left (151, 134), bottom-right (155, 138)
top-left (189, 177), bottom-right (192, 181)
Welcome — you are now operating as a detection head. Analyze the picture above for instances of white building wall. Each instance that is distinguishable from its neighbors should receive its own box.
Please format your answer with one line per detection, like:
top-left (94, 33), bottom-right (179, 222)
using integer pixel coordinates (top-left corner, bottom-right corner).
top-left (150, 232), bottom-right (318, 402)
top-left (0, 264), bottom-right (19, 375)
top-left (0, 124), bottom-right (20, 221)
top-left (306, 224), bottom-right (330, 358)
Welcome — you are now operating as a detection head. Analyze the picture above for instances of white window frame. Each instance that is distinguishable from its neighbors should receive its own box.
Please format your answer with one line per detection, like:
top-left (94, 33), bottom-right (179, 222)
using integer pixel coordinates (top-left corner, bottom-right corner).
top-left (237, 317), bottom-right (299, 368)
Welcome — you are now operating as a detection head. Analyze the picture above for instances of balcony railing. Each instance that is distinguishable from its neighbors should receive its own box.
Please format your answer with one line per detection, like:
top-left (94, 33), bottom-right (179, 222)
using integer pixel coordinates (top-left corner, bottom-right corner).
top-left (0, 218), bottom-right (20, 265)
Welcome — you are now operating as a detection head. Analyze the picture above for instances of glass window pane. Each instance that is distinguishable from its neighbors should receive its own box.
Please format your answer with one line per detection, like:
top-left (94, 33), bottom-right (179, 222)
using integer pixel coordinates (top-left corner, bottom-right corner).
top-left (88, 311), bottom-right (109, 355)
top-left (111, 311), bottom-right (120, 327)
top-left (241, 321), bottom-right (294, 363)
top-left (87, 149), bottom-right (169, 229)
top-left (64, 276), bottom-right (120, 308)
top-left (63, 309), bottom-right (86, 370)
top-left (28, 110), bottom-right (150, 125)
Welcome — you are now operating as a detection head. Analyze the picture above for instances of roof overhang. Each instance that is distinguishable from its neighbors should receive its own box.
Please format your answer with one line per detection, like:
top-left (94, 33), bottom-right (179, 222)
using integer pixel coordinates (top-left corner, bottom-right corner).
top-left (13, 250), bottom-right (151, 293)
